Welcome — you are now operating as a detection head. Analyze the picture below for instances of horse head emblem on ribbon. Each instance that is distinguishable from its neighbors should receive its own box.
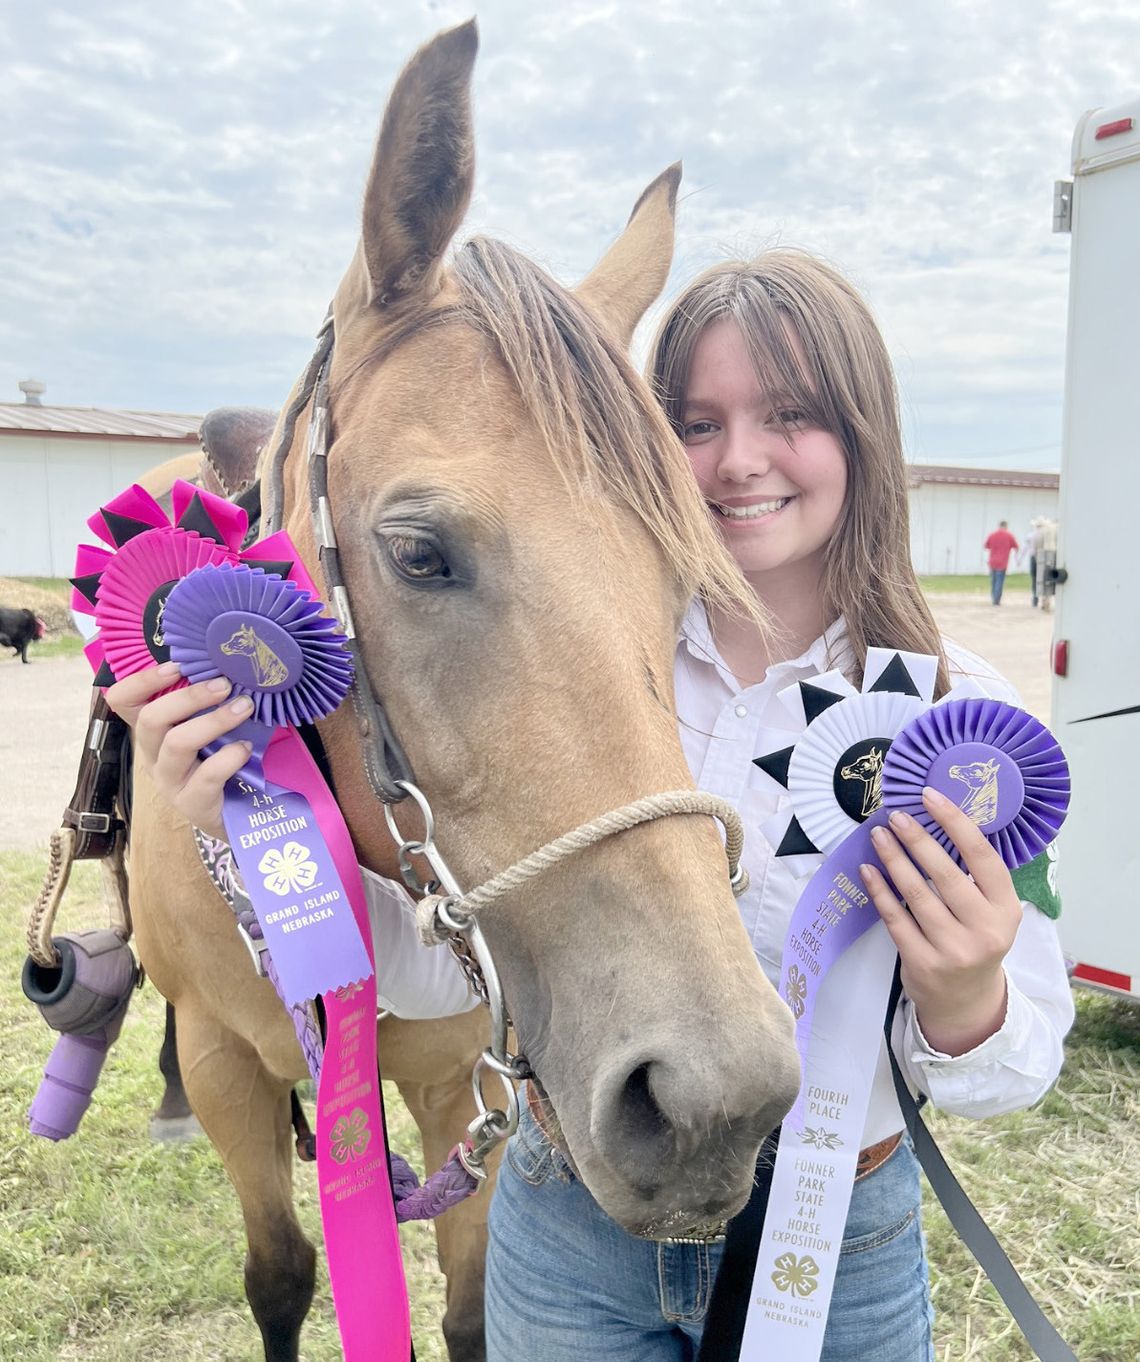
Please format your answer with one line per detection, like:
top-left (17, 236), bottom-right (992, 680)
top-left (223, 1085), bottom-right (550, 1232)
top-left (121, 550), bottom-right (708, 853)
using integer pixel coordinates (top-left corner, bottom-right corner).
top-left (219, 623), bottom-right (289, 687)
top-left (151, 595), bottom-right (168, 649)
top-left (840, 745), bottom-right (885, 819)
top-left (948, 758), bottom-right (1000, 826)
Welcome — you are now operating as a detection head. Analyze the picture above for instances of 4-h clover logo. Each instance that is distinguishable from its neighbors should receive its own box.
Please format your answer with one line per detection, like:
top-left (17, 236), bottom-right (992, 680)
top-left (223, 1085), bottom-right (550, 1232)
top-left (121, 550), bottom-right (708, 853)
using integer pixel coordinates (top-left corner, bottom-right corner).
top-left (799, 1127), bottom-right (842, 1150)
top-left (329, 1107), bottom-right (372, 1164)
top-left (784, 964), bottom-right (808, 1019)
top-left (258, 841), bottom-right (318, 897)
top-left (771, 1252), bottom-right (820, 1297)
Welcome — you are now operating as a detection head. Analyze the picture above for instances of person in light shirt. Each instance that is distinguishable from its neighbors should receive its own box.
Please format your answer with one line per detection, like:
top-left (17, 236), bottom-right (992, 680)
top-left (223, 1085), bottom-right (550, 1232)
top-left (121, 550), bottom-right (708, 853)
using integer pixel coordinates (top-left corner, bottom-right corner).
top-left (483, 252), bottom-right (1073, 1362)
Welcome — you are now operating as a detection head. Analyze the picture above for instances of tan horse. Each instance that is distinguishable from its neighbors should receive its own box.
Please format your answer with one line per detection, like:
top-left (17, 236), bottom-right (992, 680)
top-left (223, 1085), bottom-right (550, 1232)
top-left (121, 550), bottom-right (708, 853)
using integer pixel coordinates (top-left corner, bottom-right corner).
top-left (125, 21), bottom-right (799, 1362)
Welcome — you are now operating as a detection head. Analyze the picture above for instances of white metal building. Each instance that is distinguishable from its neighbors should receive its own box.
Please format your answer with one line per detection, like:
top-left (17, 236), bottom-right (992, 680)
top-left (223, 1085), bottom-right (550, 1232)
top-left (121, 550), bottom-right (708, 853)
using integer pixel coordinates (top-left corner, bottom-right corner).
top-left (0, 386), bottom-right (200, 577)
top-left (906, 464), bottom-right (1060, 576)
top-left (0, 381), bottom-right (1061, 582)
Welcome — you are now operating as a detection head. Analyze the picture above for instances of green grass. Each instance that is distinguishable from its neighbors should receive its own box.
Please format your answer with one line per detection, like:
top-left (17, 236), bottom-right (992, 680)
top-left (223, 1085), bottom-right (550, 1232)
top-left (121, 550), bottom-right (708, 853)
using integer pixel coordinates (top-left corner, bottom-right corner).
top-left (30, 635), bottom-right (86, 660)
top-left (11, 577), bottom-right (72, 596)
top-left (922, 991), bottom-right (1139, 1361)
top-left (1, 847), bottom-right (1135, 1360)
top-left (919, 573), bottom-right (1032, 595)
top-left (0, 851), bottom-right (447, 1361)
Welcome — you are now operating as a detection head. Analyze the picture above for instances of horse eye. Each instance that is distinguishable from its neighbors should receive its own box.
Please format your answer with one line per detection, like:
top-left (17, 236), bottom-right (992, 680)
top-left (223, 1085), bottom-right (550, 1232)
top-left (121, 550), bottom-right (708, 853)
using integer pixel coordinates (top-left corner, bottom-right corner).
top-left (386, 534), bottom-right (451, 581)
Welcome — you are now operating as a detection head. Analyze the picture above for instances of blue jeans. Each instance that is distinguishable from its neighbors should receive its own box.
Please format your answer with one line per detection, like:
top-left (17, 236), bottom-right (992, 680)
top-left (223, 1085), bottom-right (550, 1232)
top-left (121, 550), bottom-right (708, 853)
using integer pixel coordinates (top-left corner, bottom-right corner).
top-left (485, 1107), bottom-right (934, 1362)
top-left (990, 568), bottom-right (1007, 604)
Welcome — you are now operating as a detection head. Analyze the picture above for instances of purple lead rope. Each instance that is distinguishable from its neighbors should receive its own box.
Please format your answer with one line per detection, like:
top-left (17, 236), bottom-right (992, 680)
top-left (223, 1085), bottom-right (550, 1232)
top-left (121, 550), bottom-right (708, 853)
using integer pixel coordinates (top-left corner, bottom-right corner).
top-left (195, 831), bottom-right (479, 1221)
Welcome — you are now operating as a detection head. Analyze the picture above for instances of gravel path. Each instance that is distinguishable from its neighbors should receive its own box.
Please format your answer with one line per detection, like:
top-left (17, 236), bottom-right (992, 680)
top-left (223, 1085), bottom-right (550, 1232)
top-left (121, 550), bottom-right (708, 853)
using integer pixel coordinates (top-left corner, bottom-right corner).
top-left (0, 588), bottom-right (1054, 854)
top-left (1, 654), bottom-right (95, 853)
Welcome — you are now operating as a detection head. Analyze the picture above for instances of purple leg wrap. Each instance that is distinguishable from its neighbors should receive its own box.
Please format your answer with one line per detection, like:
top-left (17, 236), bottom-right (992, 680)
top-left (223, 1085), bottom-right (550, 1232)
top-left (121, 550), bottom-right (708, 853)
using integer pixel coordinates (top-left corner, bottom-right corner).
top-left (23, 929), bottom-right (137, 1141)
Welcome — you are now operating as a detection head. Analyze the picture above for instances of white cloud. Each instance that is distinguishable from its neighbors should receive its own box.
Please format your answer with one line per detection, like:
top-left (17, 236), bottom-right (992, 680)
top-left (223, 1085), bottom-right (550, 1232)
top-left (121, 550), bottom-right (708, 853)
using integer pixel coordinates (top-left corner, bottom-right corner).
top-left (2, 0), bottom-right (1138, 469)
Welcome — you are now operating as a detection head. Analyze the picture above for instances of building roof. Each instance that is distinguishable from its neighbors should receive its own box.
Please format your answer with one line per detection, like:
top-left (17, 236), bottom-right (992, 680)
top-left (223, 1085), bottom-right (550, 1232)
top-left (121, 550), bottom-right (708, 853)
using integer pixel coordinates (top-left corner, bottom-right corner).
top-left (0, 402), bottom-right (201, 442)
top-left (907, 463), bottom-right (1059, 491)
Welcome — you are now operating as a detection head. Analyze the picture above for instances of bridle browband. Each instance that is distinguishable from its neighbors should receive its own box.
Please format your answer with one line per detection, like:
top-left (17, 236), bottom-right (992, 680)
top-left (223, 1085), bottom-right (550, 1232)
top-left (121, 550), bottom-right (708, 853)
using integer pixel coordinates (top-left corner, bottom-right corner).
top-left (258, 309), bottom-right (750, 1175)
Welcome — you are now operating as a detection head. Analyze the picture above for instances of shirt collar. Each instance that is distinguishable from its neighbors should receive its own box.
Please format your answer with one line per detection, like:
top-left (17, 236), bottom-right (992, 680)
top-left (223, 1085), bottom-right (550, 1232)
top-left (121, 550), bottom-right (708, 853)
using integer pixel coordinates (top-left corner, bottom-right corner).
top-left (679, 598), bottom-right (851, 688)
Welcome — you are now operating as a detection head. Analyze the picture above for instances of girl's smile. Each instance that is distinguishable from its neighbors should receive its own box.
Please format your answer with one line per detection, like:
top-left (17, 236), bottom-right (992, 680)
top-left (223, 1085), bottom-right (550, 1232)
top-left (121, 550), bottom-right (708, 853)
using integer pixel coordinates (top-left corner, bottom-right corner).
top-left (709, 494), bottom-right (794, 521)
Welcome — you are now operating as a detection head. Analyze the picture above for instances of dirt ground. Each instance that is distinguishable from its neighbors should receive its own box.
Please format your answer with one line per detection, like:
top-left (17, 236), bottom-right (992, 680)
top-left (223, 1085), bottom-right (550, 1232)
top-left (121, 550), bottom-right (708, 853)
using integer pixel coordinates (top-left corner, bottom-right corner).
top-left (0, 584), bottom-right (1054, 855)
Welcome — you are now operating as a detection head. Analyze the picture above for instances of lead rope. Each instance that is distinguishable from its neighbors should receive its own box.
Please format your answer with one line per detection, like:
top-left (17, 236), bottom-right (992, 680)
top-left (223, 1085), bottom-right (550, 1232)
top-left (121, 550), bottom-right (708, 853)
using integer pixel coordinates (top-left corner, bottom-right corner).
top-left (883, 963), bottom-right (1078, 1362)
top-left (414, 790), bottom-right (748, 946)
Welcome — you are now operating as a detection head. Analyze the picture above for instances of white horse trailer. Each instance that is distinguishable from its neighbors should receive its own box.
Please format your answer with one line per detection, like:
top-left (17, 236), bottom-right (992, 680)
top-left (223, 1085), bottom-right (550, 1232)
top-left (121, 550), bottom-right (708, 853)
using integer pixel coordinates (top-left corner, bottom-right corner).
top-left (1051, 98), bottom-right (1140, 1001)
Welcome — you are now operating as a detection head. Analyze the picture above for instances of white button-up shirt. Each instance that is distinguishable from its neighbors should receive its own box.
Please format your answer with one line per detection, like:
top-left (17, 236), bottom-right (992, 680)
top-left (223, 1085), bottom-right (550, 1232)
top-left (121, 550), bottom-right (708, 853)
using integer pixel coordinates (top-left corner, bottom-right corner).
top-left (675, 601), bottom-right (1075, 1147)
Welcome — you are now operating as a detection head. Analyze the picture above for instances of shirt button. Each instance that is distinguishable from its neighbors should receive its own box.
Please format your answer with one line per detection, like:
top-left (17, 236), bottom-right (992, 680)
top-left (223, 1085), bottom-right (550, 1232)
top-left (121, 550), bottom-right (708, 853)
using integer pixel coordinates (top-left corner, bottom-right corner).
top-left (735, 704), bottom-right (748, 718)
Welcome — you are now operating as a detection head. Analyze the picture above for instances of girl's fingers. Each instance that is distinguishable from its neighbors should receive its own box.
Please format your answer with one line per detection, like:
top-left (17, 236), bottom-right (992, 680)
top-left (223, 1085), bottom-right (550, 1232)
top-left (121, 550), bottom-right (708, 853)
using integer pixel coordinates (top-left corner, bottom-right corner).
top-left (868, 822), bottom-right (958, 946)
top-left (104, 663), bottom-right (184, 727)
top-left (859, 860), bottom-right (934, 965)
top-left (920, 786), bottom-right (1020, 908)
top-left (133, 677), bottom-right (237, 766)
top-left (151, 694), bottom-right (255, 793)
top-left (179, 742), bottom-right (254, 841)
top-left (877, 807), bottom-right (988, 926)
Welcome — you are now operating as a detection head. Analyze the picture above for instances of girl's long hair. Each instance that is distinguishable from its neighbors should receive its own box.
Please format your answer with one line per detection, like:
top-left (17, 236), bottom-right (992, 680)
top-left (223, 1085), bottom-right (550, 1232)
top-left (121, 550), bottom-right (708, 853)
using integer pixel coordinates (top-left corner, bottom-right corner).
top-left (649, 250), bottom-right (949, 695)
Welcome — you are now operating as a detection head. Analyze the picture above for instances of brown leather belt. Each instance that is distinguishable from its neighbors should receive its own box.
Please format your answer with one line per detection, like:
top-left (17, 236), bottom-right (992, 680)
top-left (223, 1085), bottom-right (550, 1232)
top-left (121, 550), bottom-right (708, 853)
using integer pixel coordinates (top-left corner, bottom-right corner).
top-left (854, 1131), bottom-right (902, 1180)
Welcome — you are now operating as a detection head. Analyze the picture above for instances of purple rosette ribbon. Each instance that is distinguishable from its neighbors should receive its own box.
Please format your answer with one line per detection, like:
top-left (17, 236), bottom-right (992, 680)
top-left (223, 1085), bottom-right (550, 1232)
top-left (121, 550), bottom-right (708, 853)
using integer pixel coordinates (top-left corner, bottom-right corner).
top-left (161, 563), bottom-right (370, 1007)
top-left (162, 562), bottom-right (354, 729)
top-left (881, 697), bottom-right (1070, 870)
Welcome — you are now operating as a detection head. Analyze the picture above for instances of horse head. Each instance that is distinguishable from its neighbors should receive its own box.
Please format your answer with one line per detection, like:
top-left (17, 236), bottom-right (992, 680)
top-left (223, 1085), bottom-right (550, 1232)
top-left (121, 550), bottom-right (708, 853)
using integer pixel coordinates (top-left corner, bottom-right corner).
top-left (949, 757), bottom-right (1001, 824)
top-left (219, 623), bottom-right (257, 657)
top-left (948, 758), bottom-right (999, 790)
top-left (271, 21), bottom-right (798, 1237)
top-left (841, 746), bottom-right (885, 818)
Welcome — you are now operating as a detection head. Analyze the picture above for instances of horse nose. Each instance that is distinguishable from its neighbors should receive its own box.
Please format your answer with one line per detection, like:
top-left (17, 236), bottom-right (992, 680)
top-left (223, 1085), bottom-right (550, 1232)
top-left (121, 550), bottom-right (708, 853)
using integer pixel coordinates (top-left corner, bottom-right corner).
top-left (591, 1045), bottom-right (797, 1194)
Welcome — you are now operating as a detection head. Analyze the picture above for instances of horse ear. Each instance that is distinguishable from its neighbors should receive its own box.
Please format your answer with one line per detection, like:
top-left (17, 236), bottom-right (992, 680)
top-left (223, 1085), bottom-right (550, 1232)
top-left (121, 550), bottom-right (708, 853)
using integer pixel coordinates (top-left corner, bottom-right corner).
top-left (359, 20), bottom-right (478, 309)
top-left (575, 163), bottom-right (681, 348)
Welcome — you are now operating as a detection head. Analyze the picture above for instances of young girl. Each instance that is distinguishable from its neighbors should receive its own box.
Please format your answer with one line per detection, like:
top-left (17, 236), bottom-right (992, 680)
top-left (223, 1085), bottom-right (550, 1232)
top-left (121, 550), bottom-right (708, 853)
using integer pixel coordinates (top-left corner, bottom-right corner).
top-left (482, 252), bottom-right (1074, 1361)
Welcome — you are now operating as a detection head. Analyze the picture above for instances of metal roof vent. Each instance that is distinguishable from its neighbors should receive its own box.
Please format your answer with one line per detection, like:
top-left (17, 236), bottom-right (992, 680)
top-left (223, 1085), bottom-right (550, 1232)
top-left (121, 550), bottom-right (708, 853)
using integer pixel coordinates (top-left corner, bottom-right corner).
top-left (18, 378), bottom-right (46, 406)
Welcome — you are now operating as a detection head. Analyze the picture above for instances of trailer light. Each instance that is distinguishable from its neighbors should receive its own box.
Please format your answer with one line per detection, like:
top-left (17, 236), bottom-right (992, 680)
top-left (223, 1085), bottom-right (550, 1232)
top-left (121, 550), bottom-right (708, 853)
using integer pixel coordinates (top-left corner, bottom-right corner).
top-left (1053, 640), bottom-right (1069, 676)
top-left (1095, 117), bottom-right (1134, 141)
top-left (1072, 962), bottom-right (1132, 992)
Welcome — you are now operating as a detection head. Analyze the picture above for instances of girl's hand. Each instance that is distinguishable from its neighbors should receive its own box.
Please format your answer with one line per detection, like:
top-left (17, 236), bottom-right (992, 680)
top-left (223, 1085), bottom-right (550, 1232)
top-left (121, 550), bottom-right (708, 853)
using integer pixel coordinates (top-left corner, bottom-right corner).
top-left (859, 786), bottom-right (1022, 1056)
top-left (104, 663), bottom-right (255, 842)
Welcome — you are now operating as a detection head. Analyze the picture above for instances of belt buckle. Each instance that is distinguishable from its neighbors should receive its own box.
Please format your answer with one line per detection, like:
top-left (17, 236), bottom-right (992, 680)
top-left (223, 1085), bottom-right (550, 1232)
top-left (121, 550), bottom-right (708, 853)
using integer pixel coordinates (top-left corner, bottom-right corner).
top-left (657, 1222), bottom-right (727, 1247)
top-left (77, 811), bottom-right (113, 834)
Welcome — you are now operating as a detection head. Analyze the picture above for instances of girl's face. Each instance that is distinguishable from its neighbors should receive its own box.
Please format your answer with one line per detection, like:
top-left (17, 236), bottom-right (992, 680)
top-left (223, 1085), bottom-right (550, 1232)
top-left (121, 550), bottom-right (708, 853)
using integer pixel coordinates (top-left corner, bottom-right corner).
top-left (681, 318), bottom-right (848, 586)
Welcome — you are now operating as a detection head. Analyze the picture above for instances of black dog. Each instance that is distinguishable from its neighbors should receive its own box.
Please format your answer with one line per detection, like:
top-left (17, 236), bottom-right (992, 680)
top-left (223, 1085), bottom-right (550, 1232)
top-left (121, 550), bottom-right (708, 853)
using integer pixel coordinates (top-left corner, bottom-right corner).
top-left (0, 607), bottom-right (45, 663)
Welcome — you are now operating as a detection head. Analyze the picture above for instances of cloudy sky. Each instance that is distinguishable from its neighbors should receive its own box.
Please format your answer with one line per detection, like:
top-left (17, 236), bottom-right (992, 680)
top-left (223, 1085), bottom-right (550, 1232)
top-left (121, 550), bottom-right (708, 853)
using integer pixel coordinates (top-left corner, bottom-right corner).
top-left (4, 0), bottom-right (1138, 470)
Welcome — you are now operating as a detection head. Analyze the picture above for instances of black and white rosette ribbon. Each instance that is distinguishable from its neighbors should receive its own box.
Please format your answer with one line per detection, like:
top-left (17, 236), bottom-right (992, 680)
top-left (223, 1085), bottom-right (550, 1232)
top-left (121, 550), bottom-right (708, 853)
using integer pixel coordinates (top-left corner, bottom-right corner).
top-left (738, 653), bottom-right (1069, 1362)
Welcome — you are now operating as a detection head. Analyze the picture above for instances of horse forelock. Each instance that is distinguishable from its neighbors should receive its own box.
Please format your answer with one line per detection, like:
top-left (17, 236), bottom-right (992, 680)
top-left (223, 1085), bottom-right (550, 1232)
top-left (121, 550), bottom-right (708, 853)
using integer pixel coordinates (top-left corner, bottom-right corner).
top-left (451, 237), bottom-right (755, 618)
top-left (330, 236), bottom-right (759, 625)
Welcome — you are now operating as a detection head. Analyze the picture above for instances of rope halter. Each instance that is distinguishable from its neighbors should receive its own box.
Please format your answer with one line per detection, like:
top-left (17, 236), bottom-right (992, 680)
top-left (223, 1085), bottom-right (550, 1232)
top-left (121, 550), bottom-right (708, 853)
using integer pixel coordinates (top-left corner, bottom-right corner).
top-left (415, 789), bottom-right (749, 947)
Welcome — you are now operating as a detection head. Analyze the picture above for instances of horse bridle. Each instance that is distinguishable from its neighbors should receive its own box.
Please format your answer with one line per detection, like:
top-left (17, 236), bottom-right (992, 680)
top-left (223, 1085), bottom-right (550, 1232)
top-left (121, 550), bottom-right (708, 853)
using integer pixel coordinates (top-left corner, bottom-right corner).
top-left (260, 312), bottom-right (750, 1176)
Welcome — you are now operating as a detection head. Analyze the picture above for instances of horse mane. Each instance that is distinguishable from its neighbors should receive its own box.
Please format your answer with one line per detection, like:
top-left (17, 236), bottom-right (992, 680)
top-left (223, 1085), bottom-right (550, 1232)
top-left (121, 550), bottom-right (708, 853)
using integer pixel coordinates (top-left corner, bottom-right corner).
top-left (449, 237), bottom-right (760, 624)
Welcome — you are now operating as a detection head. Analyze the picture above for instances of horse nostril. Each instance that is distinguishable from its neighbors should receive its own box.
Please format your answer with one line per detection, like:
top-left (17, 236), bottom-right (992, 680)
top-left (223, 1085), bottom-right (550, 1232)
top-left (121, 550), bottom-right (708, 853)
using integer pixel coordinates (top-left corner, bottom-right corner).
top-left (605, 1062), bottom-right (675, 1183)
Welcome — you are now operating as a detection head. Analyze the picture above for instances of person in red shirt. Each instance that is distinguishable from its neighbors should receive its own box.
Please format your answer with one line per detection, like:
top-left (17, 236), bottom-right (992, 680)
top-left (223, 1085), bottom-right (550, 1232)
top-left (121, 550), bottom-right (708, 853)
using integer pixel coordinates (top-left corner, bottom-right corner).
top-left (984, 520), bottom-right (1020, 604)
